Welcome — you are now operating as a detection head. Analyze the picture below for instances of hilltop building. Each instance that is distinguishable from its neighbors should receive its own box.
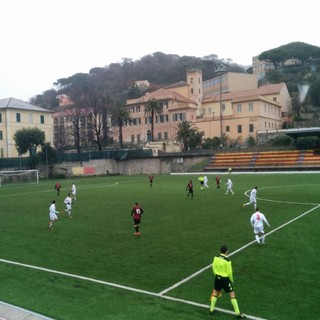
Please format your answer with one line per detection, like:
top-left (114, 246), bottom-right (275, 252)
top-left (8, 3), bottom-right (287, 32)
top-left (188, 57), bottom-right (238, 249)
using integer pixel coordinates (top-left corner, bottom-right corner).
top-left (116, 69), bottom-right (292, 147)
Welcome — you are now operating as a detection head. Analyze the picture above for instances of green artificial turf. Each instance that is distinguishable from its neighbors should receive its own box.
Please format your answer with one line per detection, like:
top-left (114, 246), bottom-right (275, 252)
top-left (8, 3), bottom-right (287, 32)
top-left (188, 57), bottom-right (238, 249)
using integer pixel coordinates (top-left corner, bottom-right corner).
top-left (0, 173), bottom-right (319, 320)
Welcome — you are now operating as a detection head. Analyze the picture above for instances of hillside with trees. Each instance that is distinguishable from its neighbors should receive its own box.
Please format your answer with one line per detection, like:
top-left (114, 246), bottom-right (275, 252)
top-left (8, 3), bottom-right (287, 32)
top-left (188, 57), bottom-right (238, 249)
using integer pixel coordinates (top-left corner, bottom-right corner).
top-left (30, 43), bottom-right (320, 151)
top-left (258, 42), bottom-right (320, 124)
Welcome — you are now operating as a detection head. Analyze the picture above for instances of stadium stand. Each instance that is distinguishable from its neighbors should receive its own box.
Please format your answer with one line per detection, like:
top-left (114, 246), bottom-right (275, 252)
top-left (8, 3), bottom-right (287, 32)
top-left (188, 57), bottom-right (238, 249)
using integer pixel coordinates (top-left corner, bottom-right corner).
top-left (205, 150), bottom-right (320, 171)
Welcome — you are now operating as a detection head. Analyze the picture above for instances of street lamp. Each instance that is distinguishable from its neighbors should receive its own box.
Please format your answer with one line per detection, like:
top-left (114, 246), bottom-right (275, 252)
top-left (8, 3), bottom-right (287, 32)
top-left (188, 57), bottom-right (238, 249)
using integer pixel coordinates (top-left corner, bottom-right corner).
top-left (216, 65), bottom-right (226, 148)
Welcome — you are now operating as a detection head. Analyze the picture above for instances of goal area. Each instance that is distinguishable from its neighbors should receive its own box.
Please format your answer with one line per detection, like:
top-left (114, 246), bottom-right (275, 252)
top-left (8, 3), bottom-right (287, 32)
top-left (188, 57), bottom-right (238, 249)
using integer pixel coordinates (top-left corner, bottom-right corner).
top-left (0, 170), bottom-right (39, 187)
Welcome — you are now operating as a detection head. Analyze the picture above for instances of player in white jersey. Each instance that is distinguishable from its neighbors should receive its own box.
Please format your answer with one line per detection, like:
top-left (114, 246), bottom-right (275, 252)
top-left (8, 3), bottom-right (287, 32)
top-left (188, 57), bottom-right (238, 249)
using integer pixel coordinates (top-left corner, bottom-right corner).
top-left (225, 178), bottom-right (234, 195)
top-left (49, 200), bottom-right (59, 229)
top-left (250, 208), bottom-right (270, 244)
top-left (243, 186), bottom-right (258, 209)
top-left (64, 193), bottom-right (73, 218)
top-left (71, 183), bottom-right (77, 201)
top-left (204, 175), bottom-right (209, 188)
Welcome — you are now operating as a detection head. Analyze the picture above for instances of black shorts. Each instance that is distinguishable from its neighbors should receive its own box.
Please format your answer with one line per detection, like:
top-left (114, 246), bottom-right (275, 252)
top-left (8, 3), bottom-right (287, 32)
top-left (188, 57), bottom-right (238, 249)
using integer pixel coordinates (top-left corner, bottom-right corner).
top-left (214, 275), bottom-right (234, 293)
top-left (133, 219), bottom-right (141, 225)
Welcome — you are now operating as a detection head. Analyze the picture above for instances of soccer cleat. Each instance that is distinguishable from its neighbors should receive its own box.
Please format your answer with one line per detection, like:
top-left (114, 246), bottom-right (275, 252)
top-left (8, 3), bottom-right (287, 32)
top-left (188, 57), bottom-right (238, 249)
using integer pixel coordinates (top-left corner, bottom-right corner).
top-left (235, 313), bottom-right (246, 318)
top-left (209, 310), bottom-right (215, 315)
top-left (243, 204), bottom-right (245, 207)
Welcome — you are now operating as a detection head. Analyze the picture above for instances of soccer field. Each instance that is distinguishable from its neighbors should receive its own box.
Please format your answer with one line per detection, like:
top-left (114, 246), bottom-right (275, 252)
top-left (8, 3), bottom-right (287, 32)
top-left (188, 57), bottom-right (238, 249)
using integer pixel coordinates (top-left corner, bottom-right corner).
top-left (0, 173), bottom-right (318, 320)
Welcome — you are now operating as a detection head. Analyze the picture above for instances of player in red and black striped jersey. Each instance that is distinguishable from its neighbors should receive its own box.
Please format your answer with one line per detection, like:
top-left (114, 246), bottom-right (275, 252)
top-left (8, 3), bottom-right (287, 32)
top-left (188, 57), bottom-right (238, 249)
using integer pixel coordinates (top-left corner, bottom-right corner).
top-left (186, 180), bottom-right (194, 199)
top-left (215, 176), bottom-right (221, 190)
top-left (131, 202), bottom-right (144, 236)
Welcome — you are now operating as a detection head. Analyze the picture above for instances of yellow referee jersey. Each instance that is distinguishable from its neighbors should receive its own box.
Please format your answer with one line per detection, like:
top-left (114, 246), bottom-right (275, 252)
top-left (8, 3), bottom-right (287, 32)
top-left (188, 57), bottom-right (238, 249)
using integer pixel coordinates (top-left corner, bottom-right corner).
top-left (212, 254), bottom-right (234, 282)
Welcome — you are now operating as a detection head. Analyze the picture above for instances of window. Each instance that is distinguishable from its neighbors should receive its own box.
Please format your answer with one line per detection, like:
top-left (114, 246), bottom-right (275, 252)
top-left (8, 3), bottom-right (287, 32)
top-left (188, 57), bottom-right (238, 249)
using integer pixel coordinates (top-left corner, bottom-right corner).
top-left (226, 125), bottom-right (230, 132)
top-left (0, 113), bottom-right (2, 122)
top-left (28, 114), bottom-right (33, 123)
top-left (40, 115), bottom-right (45, 124)
top-left (0, 130), bottom-right (2, 140)
top-left (249, 124), bottom-right (254, 132)
top-left (137, 134), bottom-right (141, 143)
top-left (136, 105), bottom-right (140, 112)
top-left (172, 113), bottom-right (186, 121)
top-left (191, 88), bottom-right (194, 94)
top-left (190, 77), bottom-right (193, 84)
top-left (222, 103), bottom-right (226, 111)
top-left (237, 125), bottom-right (242, 133)
top-left (208, 108), bottom-right (212, 115)
top-left (145, 117), bottom-right (151, 124)
top-left (237, 104), bottom-right (242, 112)
top-left (16, 113), bottom-right (21, 122)
top-left (248, 103), bottom-right (253, 112)
top-left (131, 135), bottom-right (135, 143)
top-left (164, 132), bottom-right (168, 139)
top-left (132, 118), bottom-right (141, 125)
top-left (158, 132), bottom-right (162, 140)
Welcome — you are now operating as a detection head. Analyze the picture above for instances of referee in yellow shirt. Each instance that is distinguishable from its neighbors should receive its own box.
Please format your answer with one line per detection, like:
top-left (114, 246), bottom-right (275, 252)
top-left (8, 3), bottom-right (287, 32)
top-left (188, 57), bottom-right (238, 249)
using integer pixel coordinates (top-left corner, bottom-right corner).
top-left (210, 245), bottom-right (246, 318)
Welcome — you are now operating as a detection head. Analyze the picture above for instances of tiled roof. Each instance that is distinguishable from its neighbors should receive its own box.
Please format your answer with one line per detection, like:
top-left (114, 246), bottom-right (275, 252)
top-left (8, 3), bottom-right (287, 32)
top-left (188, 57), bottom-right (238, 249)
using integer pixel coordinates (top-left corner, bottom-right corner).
top-left (203, 83), bottom-right (286, 102)
top-left (127, 88), bottom-right (197, 105)
top-left (0, 97), bottom-right (52, 112)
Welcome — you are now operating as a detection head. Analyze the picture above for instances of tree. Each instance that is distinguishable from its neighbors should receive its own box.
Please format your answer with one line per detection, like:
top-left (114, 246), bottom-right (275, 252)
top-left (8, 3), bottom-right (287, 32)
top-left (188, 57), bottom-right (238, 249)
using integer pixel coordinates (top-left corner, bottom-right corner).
top-left (176, 120), bottom-right (202, 150)
top-left (258, 42), bottom-right (320, 68)
top-left (111, 103), bottom-right (132, 148)
top-left (55, 73), bottom-right (94, 154)
top-left (13, 127), bottom-right (45, 156)
top-left (144, 98), bottom-right (162, 142)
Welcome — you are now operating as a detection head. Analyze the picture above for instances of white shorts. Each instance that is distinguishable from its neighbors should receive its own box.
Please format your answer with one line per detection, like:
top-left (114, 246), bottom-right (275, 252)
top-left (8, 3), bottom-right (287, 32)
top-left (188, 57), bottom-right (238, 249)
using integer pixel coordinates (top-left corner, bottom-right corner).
top-left (50, 212), bottom-right (58, 221)
top-left (253, 226), bottom-right (264, 234)
top-left (250, 197), bottom-right (256, 204)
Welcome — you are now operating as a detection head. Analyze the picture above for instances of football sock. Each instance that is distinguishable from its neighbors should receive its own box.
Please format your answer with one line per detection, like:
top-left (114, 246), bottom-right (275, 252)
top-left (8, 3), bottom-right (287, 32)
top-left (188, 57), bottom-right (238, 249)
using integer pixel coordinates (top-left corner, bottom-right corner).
top-left (231, 298), bottom-right (240, 314)
top-left (255, 235), bottom-right (260, 243)
top-left (210, 296), bottom-right (217, 312)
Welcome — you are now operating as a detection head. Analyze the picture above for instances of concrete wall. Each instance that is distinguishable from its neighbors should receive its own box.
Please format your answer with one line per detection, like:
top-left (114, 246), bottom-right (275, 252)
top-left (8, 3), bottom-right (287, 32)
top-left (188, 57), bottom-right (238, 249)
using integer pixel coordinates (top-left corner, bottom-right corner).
top-left (46, 155), bottom-right (208, 178)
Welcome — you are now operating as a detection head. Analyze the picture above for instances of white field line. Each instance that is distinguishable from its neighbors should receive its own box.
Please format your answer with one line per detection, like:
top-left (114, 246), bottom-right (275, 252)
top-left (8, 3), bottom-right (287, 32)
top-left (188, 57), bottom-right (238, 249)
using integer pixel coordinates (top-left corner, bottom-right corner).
top-left (0, 182), bottom-right (119, 198)
top-left (158, 204), bottom-right (320, 295)
top-left (1, 180), bottom-right (317, 320)
top-left (0, 258), bottom-right (267, 320)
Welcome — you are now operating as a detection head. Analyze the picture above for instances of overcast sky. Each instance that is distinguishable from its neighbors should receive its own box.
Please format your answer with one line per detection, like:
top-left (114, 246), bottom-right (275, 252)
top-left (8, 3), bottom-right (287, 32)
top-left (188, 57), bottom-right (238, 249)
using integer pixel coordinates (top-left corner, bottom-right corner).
top-left (0, 0), bottom-right (319, 102)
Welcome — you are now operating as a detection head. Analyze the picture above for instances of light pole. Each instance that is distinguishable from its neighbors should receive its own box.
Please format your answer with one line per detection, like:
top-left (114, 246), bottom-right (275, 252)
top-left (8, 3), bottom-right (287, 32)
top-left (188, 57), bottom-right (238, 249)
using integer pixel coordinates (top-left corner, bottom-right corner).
top-left (216, 65), bottom-right (226, 148)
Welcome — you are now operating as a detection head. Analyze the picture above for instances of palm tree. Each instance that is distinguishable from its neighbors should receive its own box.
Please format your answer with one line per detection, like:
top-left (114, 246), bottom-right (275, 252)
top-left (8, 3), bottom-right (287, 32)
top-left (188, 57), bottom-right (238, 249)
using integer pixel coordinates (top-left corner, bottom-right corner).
top-left (176, 120), bottom-right (197, 151)
top-left (111, 103), bottom-right (132, 148)
top-left (144, 98), bottom-right (162, 142)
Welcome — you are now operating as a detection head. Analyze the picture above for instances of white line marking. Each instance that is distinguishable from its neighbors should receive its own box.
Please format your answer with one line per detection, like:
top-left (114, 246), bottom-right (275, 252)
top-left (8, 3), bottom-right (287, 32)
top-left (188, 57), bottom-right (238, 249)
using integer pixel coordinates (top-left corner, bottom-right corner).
top-left (0, 258), bottom-right (267, 320)
top-left (0, 182), bottom-right (119, 198)
top-left (158, 204), bottom-right (320, 294)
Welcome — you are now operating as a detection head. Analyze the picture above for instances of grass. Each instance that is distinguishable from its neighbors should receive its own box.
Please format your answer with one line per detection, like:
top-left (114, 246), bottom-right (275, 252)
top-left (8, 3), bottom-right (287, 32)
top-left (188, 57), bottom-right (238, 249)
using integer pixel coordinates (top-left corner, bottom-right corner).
top-left (0, 173), bottom-right (319, 320)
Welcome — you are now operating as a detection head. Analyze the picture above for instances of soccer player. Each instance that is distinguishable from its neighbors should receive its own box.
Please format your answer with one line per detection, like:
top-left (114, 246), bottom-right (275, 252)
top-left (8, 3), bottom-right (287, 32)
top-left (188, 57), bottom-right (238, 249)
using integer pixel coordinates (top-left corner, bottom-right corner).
top-left (250, 208), bottom-right (270, 244)
top-left (204, 175), bottom-right (209, 188)
top-left (186, 180), bottom-right (194, 199)
top-left (71, 183), bottom-right (77, 201)
top-left (131, 202), bottom-right (144, 236)
top-left (243, 186), bottom-right (258, 209)
top-left (64, 193), bottom-right (73, 218)
top-left (198, 174), bottom-right (205, 190)
top-left (54, 182), bottom-right (61, 196)
top-left (148, 175), bottom-right (154, 187)
top-left (209, 245), bottom-right (246, 318)
top-left (225, 178), bottom-right (235, 195)
top-left (49, 200), bottom-right (59, 229)
top-left (215, 176), bottom-right (221, 190)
